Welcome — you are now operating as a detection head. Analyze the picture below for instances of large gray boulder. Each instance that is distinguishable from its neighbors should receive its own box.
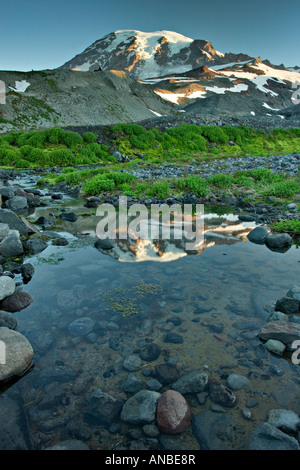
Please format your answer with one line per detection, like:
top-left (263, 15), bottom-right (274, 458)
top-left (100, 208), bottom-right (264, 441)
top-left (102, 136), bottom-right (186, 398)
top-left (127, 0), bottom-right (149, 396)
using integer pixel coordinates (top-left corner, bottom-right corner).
top-left (0, 327), bottom-right (33, 382)
top-left (0, 276), bottom-right (15, 301)
top-left (0, 209), bottom-right (29, 235)
top-left (0, 230), bottom-right (24, 257)
top-left (5, 196), bottom-right (28, 212)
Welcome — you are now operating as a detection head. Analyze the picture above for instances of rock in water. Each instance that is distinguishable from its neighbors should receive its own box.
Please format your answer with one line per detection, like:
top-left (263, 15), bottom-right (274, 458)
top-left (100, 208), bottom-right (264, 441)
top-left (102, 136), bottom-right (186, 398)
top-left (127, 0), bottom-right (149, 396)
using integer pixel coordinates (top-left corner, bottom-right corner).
top-left (248, 422), bottom-right (299, 450)
top-left (0, 326), bottom-right (33, 382)
top-left (156, 390), bottom-right (191, 434)
top-left (265, 233), bottom-right (292, 253)
top-left (0, 291), bottom-right (33, 312)
top-left (121, 390), bottom-right (161, 424)
top-left (206, 381), bottom-right (237, 408)
top-left (247, 226), bottom-right (269, 245)
top-left (0, 276), bottom-right (16, 301)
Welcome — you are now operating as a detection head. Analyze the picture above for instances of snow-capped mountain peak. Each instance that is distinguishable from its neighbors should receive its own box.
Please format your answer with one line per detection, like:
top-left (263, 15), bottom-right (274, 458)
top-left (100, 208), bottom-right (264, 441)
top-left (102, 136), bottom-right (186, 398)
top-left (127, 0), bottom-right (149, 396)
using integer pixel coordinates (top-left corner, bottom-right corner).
top-left (59, 29), bottom-right (228, 78)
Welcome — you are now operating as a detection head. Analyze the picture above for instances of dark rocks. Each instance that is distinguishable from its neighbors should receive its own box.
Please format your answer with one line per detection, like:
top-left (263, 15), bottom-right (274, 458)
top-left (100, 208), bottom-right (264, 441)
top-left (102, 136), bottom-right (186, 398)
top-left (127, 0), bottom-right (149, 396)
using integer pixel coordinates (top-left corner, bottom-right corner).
top-left (0, 231), bottom-right (24, 257)
top-left (0, 310), bottom-right (18, 329)
top-left (247, 226), bottom-right (269, 245)
top-left (5, 196), bottom-right (28, 212)
top-left (94, 238), bottom-right (115, 250)
top-left (0, 395), bottom-right (31, 449)
top-left (192, 410), bottom-right (233, 450)
top-left (21, 263), bottom-right (34, 283)
top-left (38, 382), bottom-right (65, 409)
top-left (59, 212), bottom-right (77, 222)
top-left (36, 216), bottom-right (52, 228)
top-left (0, 291), bottom-right (33, 312)
top-left (248, 422), bottom-right (299, 450)
top-left (68, 317), bottom-right (95, 337)
top-left (139, 343), bottom-right (161, 362)
top-left (259, 321), bottom-right (300, 350)
top-left (123, 355), bottom-right (143, 371)
top-left (265, 233), bottom-right (292, 252)
top-left (51, 193), bottom-right (63, 200)
top-left (43, 440), bottom-right (90, 450)
top-left (275, 297), bottom-right (300, 314)
top-left (120, 373), bottom-right (142, 393)
top-left (85, 388), bottom-right (123, 426)
top-left (121, 390), bottom-right (160, 425)
top-left (206, 381), bottom-right (238, 408)
top-left (155, 363), bottom-right (180, 385)
top-left (23, 237), bottom-right (48, 254)
top-left (172, 371), bottom-right (209, 394)
top-left (156, 390), bottom-right (191, 435)
top-left (26, 329), bottom-right (56, 356)
top-left (0, 209), bottom-right (29, 234)
top-left (164, 332), bottom-right (183, 344)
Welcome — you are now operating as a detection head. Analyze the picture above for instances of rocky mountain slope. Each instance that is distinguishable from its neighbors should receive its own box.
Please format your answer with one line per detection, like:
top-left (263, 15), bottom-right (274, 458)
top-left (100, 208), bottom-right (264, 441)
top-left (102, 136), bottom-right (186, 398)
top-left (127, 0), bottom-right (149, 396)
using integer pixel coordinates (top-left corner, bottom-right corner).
top-left (0, 69), bottom-right (176, 133)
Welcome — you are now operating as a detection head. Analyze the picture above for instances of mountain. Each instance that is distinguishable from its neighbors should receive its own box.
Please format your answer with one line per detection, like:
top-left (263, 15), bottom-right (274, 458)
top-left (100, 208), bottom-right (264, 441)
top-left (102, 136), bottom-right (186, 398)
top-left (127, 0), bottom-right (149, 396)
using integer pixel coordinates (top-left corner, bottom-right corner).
top-left (59, 30), bottom-right (253, 79)
top-left (0, 30), bottom-right (299, 133)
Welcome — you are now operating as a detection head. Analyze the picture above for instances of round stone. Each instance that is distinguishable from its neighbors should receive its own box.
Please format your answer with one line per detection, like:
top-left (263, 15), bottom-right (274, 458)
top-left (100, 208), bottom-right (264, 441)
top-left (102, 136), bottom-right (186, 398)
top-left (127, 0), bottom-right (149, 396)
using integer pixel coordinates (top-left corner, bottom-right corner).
top-left (156, 390), bottom-right (191, 435)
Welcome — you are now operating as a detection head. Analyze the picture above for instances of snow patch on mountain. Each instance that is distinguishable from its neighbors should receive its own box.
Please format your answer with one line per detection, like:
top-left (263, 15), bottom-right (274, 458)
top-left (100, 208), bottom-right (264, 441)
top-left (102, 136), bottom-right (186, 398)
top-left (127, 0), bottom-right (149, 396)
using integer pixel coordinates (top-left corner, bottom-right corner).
top-left (8, 80), bottom-right (30, 92)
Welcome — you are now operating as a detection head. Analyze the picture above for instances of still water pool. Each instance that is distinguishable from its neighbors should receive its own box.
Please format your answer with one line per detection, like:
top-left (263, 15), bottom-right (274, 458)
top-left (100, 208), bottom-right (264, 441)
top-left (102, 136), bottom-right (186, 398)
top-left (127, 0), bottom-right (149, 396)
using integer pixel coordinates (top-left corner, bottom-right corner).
top-left (1, 192), bottom-right (300, 450)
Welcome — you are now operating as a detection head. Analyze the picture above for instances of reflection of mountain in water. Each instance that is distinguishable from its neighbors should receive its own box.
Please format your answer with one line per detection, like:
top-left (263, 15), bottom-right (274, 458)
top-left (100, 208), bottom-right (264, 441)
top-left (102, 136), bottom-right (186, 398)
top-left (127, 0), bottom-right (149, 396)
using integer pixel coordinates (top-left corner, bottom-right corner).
top-left (94, 213), bottom-right (256, 262)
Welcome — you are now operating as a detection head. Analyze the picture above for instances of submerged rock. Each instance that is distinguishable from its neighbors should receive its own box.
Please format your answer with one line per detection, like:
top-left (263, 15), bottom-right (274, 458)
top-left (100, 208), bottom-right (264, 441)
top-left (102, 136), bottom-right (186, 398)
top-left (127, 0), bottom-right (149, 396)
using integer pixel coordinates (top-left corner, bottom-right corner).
top-left (206, 381), bottom-right (237, 408)
top-left (121, 390), bottom-right (160, 424)
top-left (172, 371), bottom-right (208, 394)
top-left (248, 422), bottom-right (299, 450)
top-left (259, 321), bottom-right (300, 350)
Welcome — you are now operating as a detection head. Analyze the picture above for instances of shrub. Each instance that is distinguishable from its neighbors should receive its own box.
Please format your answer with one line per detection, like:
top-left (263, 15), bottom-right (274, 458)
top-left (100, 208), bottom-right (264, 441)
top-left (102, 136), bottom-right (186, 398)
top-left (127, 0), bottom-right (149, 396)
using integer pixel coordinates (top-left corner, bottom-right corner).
top-left (147, 181), bottom-right (171, 199)
top-left (62, 131), bottom-right (83, 148)
top-left (177, 176), bottom-right (209, 197)
top-left (48, 148), bottom-right (76, 166)
top-left (105, 172), bottom-right (137, 186)
top-left (82, 175), bottom-right (115, 195)
top-left (207, 174), bottom-right (234, 189)
top-left (47, 127), bottom-right (67, 144)
top-left (272, 219), bottom-right (300, 234)
top-left (262, 180), bottom-right (300, 199)
top-left (83, 132), bottom-right (97, 143)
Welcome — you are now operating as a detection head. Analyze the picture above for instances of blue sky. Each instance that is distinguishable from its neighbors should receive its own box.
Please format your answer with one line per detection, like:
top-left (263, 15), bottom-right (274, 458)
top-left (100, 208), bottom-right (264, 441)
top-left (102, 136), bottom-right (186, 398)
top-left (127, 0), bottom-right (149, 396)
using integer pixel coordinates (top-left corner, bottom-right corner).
top-left (1, 0), bottom-right (299, 71)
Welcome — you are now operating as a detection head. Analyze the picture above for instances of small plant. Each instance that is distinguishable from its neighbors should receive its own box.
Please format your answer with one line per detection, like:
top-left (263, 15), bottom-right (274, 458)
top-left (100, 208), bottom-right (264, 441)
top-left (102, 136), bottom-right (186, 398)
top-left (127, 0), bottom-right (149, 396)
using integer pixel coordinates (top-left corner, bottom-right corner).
top-left (147, 181), bottom-right (171, 199)
top-left (81, 175), bottom-right (115, 195)
top-left (207, 174), bottom-right (234, 189)
top-left (177, 175), bottom-right (209, 197)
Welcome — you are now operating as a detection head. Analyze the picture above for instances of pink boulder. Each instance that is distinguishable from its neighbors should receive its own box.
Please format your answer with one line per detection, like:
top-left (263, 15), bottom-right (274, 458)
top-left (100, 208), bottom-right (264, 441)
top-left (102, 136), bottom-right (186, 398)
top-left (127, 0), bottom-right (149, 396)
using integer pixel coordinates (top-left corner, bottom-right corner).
top-left (156, 390), bottom-right (191, 434)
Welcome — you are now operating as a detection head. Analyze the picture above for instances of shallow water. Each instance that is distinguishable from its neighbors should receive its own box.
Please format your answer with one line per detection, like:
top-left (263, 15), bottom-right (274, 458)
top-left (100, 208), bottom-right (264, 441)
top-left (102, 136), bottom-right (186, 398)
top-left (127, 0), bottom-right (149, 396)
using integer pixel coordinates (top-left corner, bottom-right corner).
top-left (1, 181), bottom-right (300, 450)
